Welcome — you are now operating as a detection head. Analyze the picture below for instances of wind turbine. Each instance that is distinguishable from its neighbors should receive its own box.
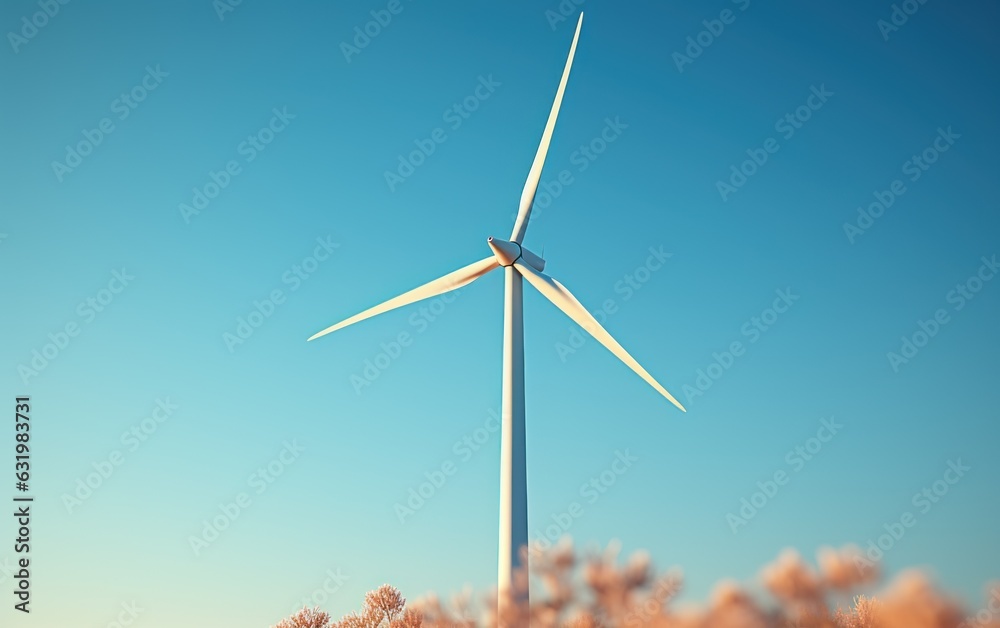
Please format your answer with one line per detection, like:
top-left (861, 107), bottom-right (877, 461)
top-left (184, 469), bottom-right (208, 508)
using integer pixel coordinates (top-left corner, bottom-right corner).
top-left (308, 12), bottom-right (685, 609)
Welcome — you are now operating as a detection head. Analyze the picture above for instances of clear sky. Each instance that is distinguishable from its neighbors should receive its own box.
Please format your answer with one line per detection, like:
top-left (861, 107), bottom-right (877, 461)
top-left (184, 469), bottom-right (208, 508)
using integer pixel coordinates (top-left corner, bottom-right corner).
top-left (1, 0), bottom-right (998, 625)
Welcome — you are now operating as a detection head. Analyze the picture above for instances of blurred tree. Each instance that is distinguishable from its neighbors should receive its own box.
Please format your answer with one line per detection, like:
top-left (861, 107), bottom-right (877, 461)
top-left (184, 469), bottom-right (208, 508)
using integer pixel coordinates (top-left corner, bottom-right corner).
top-left (271, 544), bottom-right (998, 628)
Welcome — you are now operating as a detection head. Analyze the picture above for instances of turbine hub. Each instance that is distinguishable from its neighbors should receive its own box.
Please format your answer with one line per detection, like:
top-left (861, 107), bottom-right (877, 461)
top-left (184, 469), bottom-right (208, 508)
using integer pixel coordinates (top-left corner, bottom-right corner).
top-left (488, 236), bottom-right (522, 267)
top-left (488, 237), bottom-right (546, 272)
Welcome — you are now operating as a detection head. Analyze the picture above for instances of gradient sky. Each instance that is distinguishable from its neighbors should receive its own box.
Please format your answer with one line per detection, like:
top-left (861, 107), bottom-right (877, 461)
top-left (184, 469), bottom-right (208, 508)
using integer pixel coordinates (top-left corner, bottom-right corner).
top-left (1, 0), bottom-right (998, 625)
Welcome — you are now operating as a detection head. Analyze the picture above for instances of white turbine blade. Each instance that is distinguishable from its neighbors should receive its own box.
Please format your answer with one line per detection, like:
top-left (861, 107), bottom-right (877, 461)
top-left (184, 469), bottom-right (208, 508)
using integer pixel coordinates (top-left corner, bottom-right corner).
top-left (509, 13), bottom-right (584, 245)
top-left (514, 261), bottom-right (686, 412)
top-left (308, 256), bottom-right (499, 341)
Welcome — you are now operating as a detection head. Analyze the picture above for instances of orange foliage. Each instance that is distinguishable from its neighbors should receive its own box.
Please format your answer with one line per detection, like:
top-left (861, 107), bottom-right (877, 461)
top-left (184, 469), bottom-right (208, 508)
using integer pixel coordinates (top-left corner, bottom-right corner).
top-left (272, 542), bottom-right (998, 628)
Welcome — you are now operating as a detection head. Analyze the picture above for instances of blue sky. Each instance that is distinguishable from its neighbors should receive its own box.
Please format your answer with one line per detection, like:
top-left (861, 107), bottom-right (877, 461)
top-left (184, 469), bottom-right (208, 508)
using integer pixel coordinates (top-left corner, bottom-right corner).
top-left (1, 0), bottom-right (998, 625)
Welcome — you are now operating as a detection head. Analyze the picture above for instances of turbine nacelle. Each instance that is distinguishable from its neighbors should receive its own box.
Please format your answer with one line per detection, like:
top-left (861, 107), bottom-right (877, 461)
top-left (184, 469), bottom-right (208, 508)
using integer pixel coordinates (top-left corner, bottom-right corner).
top-left (488, 236), bottom-right (545, 271)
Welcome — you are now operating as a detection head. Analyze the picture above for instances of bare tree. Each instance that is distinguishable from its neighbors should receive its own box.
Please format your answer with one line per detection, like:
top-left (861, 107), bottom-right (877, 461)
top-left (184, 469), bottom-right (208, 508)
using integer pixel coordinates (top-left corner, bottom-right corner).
top-left (273, 607), bottom-right (332, 628)
top-left (328, 584), bottom-right (421, 628)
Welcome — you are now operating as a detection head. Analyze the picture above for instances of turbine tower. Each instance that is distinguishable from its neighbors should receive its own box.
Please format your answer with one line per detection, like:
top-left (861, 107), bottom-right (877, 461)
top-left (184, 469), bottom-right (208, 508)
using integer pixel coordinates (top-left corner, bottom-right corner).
top-left (308, 13), bottom-right (685, 612)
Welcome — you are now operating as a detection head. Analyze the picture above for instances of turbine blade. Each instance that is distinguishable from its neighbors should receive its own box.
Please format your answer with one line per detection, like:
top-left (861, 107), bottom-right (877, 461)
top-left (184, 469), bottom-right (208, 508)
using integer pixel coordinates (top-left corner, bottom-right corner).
top-left (509, 13), bottom-right (583, 244)
top-left (308, 257), bottom-right (499, 341)
top-left (514, 261), bottom-right (686, 412)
